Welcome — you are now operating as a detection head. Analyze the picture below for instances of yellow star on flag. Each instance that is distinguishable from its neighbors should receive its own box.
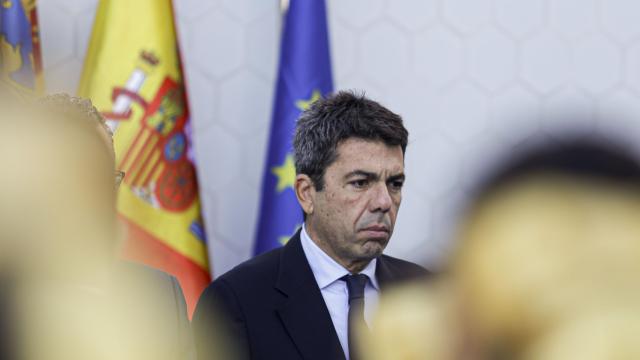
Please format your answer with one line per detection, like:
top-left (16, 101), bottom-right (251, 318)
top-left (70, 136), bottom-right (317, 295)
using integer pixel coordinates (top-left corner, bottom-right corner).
top-left (296, 89), bottom-right (321, 111)
top-left (279, 235), bottom-right (290, 246)
top-left (271, 153), bottom-right (296, 192)
top-left (279, 224), bottom-right (302, 245)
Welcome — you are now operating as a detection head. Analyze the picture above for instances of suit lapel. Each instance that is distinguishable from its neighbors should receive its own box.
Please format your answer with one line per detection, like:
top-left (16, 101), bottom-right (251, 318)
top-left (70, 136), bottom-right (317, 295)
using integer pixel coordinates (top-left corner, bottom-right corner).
top-left (275, 231), bottom-right (345, 360)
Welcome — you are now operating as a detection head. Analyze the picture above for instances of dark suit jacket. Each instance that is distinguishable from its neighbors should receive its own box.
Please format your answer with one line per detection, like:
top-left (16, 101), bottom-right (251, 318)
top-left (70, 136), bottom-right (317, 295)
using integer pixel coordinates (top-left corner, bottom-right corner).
top-left (193, 231), bottom-right (428, 360)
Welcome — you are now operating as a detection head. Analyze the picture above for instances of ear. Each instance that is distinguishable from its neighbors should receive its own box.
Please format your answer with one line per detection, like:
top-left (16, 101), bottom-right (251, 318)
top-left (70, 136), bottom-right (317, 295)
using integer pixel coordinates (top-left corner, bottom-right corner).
top-left (294, 174), bottom-right (315, 215)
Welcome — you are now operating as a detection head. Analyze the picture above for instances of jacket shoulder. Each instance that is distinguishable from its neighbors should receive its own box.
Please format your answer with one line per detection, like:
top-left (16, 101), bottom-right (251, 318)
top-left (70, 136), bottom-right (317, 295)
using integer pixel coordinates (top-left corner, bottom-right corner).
top-left (212, 246), bottom-right (284, 291)
top-left (193, 247), bottom-right (286, 360)
top-left (379, 254), bottom-right (430, 278)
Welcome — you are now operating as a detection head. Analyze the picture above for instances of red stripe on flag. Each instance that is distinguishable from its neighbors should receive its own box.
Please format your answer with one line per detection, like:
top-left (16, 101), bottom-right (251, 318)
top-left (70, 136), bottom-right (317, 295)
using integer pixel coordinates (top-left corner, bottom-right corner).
top-left (118, 216), bottom-right (211, 318)
top-left (125, 132), bottom-right (158, 183)
top-left (139, 156), bottom-right (162, 186)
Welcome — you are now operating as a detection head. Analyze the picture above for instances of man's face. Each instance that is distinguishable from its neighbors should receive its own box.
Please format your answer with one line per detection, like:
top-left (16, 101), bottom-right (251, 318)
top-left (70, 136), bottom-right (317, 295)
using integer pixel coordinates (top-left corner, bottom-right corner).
top-left (307, 138), bottom-right (405, 268)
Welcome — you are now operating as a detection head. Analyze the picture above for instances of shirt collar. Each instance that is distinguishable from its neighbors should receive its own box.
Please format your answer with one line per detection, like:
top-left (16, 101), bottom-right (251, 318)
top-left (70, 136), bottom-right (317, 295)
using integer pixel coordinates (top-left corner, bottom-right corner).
top-left (300, 224), bottom-right (379, 290)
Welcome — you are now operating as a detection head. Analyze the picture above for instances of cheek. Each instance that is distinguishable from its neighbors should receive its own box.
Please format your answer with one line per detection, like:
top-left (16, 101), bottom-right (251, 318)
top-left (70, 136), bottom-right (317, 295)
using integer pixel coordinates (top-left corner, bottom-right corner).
top-left (394, 194), bottom-right (402, 211)
top-left (390, 194), bottom-right (402, 217)
top-left (325, 191), bottom-right (359, 225)
top-left (347, 193), bottom-right (370, 218)
top-left (318, 192), bottom-right (344, 220)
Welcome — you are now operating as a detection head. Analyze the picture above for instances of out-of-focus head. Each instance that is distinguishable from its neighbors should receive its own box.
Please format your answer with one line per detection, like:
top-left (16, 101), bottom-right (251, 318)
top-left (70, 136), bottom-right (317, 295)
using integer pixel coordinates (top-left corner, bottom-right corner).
top-left (0, 93), bottom-right (199, 360)
top-left (0, 94), bottom-right (117, 283)
top-left (453, 138), bottom-right (640, 358)
top-left (360, 137), bottom-right (640, 360)
top-left (358, 280), bottom-right (462, 360)
top-left (293, 91), bottom-right (408, 272)
top-left (36, 93), bottom-right (115, 163)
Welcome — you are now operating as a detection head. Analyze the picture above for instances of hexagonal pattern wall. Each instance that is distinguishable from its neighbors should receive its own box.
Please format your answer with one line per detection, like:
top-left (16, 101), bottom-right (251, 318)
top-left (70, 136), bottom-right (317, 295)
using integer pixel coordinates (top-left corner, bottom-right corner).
top-left (39, 0), bottom-right (640, 276)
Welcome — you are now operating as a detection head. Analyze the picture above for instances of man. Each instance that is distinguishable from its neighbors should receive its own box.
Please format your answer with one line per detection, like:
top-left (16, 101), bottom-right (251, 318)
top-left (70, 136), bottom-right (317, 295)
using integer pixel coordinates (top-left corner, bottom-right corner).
top-left (193, 91), bottom-right (428, 360)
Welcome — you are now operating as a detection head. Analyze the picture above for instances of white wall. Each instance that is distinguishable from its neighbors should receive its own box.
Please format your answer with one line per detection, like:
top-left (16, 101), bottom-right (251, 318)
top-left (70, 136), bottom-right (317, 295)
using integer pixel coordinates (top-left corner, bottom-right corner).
top-left (40, 0), bottom-right (640, 276)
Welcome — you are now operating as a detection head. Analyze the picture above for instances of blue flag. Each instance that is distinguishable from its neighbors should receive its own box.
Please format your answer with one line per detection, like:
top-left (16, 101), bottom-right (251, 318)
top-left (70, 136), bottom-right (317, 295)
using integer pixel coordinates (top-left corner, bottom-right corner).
top-left (0, 0), bottom-right (43, 94)
top-left (254, 0), bottom-right (333, 255)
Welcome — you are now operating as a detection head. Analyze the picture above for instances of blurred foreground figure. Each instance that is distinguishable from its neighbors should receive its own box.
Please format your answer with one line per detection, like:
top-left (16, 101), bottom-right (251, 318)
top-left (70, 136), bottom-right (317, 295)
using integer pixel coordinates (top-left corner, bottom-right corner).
top-left (0, 94), bottom-right (210, 359)
top-left (361, 138), bottom-right (640, 360)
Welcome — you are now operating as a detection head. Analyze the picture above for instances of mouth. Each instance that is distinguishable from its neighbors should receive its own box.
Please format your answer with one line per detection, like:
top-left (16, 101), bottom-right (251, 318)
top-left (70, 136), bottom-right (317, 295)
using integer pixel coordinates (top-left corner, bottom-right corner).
top-left (359, 225), bottom-right (390, 239)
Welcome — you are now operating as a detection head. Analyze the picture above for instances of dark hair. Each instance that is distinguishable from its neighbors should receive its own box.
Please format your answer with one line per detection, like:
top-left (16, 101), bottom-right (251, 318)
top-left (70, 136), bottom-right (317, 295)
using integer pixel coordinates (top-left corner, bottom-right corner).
top-left (475, 138), bottom-right (640, 199)
top-left (293, 90), bottom-right (408, 191)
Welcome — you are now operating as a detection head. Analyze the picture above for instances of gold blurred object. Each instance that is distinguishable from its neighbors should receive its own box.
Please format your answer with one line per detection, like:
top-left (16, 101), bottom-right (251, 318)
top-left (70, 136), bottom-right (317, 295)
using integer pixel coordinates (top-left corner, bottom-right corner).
top-left (359, 280), bottom-right (461, 360)
top-left (13, 264), bottom-right (198, 360)
top-left (0, 101), bottom-right (116, 281)
top-left (523, 307), bottom-right (640, 360)
top-left (36, 93), bottom-right (116, 165)
top-left (0, 95), bottom-right (202, 360)
top-left (361, 174), bottom-right (640, 360)
top-left (453, 175), bottom-right (640, 357)
top-left (37, 94), bottom-right (125, 190)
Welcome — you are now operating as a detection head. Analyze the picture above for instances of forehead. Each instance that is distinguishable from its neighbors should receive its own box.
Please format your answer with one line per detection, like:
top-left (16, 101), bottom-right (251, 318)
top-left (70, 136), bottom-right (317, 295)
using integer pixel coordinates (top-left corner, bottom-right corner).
top-left (331, 138), bottom-right (404, 173)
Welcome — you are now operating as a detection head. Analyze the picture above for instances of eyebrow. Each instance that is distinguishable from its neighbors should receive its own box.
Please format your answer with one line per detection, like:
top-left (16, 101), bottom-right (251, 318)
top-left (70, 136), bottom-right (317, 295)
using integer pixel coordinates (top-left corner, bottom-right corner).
top-left (344, 170), bottom-right (378, 181)
top-left (344, 170), bottom-right (405, 182)
top-left (388, 173), bottom-right (406, 183)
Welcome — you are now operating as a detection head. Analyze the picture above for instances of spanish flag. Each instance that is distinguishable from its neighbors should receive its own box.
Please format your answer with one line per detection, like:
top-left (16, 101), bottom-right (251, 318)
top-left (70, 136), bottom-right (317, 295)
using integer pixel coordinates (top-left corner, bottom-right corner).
top-left (78, 0), bottom-right (210, 316)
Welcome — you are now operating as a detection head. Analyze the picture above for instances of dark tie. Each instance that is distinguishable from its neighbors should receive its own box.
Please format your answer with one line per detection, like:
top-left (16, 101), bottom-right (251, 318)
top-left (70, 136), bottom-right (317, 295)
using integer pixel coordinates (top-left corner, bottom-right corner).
top-left (343, 274), bottom-right (368, 360)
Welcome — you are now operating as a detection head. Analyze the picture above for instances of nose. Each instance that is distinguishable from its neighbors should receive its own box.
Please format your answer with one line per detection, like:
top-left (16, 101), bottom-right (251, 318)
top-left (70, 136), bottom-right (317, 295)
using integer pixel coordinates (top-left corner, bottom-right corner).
top-left (369, 182), bottom-right (393, 213)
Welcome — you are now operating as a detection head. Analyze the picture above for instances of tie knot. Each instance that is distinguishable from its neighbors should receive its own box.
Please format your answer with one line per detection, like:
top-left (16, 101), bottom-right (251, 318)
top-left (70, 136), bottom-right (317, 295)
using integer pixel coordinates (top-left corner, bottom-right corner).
top-left (342, 274), bottom-right (368, 303)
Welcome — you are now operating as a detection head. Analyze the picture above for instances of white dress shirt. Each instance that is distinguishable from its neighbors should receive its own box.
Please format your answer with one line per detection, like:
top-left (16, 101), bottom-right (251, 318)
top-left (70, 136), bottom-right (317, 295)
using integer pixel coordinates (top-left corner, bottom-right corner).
top-left (300, 224), bottom-right (379, 360)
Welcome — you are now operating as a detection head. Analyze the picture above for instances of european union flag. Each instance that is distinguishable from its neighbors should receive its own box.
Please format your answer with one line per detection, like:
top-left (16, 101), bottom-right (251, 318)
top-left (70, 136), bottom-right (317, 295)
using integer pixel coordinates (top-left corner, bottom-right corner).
top-left (254, 0), bottom-right (333, 255)
top-left (0, 0), bottom-right (42, 93)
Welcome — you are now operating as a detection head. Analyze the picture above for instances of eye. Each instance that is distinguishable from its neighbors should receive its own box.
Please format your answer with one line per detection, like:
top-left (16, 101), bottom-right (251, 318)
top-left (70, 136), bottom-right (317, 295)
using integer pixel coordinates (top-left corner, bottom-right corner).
top-left (350, 179), bottom-right (369, 189)
top-left (389, 179), bottom-right (404, 191)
